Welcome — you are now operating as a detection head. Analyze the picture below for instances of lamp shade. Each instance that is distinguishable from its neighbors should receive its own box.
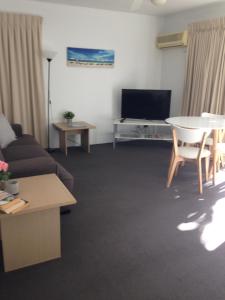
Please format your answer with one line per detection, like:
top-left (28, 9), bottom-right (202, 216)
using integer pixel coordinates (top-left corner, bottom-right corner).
top-left (43, 49), bottom-right (57, 60)
top-left (151, 0), bottom-right (167, 5)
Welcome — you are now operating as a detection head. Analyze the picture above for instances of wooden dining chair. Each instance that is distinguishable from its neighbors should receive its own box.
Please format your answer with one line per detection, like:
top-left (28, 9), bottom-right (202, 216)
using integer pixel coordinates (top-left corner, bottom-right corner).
top-left (201, 112), bottom-right (225, 169)
top-left (167, 126), bottom-right (211, 194)
top-left (201, 112), bottom-right (225, 145)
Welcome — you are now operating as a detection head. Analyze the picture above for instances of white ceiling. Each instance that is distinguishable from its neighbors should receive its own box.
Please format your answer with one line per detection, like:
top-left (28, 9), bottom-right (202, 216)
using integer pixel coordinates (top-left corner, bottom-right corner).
top-left (31, 0), bottom-right (224, 16)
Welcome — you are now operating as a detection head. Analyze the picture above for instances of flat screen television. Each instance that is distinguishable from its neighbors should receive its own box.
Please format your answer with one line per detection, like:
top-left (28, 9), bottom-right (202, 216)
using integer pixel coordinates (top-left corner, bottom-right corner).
top-left (121, 89), bottom-right (171, 120)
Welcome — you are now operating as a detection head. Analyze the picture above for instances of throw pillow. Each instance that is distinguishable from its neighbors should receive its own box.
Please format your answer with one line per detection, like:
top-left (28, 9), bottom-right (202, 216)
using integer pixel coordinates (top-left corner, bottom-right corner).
top-left (0, 114), bottom-right (16, 148)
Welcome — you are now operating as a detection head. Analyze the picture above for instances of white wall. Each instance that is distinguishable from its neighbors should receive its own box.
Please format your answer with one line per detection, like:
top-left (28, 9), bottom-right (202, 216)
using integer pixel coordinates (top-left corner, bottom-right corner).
top-left (0, 0), bottom-right (163, 146)
top-left (160, 2), bottom-right (225, 117)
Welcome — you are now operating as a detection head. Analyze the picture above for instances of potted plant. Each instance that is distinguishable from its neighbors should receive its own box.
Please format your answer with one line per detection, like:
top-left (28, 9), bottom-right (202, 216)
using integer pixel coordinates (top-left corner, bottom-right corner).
top-left (63, 111), bottom-right (75, 126)
top-left (0, 161), bottom-right (11, 190)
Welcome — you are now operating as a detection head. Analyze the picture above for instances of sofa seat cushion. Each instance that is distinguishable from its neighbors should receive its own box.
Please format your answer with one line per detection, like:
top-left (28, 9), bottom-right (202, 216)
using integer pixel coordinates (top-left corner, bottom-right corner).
top-left (9, 157), bottom-right (57, 178)
top-left (3, 145), bottom-right (50, 162)
top-left (7, 134), bottom-right (39, 147)
top-left (8, 157), bottom-right (73, 193)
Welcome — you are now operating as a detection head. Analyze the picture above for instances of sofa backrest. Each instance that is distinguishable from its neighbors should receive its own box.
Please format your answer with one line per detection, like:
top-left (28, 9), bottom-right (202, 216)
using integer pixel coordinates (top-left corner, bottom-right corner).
top-left (0, 148), bottom-right (5, 161)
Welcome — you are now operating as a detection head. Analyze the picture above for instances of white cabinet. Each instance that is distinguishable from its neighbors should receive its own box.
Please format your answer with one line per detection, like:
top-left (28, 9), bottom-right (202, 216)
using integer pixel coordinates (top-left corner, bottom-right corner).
top-left (113, 118), bottom-right (172, 148)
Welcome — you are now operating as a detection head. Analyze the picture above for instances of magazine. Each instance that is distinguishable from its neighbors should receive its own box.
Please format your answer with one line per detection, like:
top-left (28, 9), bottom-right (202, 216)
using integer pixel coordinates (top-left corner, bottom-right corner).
top-left (0, 190), bottom-right (29, 214)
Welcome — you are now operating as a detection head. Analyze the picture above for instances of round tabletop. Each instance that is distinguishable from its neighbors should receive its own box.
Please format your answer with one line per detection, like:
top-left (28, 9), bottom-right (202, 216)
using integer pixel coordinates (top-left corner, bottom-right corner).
top-left (166, 116), bottom-right (225, 130)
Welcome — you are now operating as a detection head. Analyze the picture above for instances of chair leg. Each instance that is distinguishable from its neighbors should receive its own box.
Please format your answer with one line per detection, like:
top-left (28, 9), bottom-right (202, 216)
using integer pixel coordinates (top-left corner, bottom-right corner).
top-left (218, 153), bottom-right (225, 169)
top-left (167, 157), bottom-right (179, 188)
top-left (217, 156), bottom-right (220, 172)
top-left (221, 154), bottom-right (225, 168)
top-left (197, 159), bottom-right (203, 194)
top-left (167, 150), bottom-right (174, 178)
top-left (205, 156), bottom-right (209, 182)
top-left (175, 162), bottom-right (181, 176)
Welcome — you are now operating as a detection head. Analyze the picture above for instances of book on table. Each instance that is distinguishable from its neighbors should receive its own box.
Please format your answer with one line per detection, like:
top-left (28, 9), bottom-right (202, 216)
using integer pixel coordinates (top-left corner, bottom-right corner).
top-left (0, 190), bottom-right (29, 214)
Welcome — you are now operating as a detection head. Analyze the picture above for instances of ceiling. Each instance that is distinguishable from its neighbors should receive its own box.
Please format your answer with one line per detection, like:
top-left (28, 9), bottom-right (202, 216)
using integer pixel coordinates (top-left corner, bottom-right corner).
top-left (31, 0), bottom-right (224, 16)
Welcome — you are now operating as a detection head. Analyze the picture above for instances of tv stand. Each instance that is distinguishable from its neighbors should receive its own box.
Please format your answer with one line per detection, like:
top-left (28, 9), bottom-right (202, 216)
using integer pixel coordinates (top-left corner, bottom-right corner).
top-left (113, 118), bottom-right (172, 149)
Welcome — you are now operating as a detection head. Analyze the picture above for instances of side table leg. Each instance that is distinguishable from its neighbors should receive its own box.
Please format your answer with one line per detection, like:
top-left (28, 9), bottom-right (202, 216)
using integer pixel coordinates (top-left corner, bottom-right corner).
top-left (81, 129), bottom-right (90, 153)
top-left (113, 124), bottom-right (117, 149)
top-left (59, 131), bottom-right (67, 156)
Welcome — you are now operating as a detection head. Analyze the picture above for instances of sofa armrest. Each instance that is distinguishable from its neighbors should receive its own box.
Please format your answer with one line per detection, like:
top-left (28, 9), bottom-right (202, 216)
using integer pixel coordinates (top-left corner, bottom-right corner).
top-left (11, 124), bottom-right (23, 137)
top-left (56, 163), bottom-right (74, 193)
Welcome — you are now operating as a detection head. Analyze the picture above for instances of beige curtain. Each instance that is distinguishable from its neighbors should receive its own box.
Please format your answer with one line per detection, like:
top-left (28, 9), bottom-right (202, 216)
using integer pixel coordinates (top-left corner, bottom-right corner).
top-left (182, 17), bottom-right (225, 116)
top-left (0, 12), bottom-right (46, 146)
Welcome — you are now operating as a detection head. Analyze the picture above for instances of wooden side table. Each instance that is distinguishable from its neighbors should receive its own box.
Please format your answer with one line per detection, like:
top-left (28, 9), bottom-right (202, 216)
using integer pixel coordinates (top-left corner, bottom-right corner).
top-left (53, 121), bottom-right (96, 156)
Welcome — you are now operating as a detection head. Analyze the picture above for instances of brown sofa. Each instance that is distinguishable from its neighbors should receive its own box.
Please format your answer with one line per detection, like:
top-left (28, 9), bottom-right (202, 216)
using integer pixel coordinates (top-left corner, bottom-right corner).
top-left (0, 124), bottom-right (74, 192)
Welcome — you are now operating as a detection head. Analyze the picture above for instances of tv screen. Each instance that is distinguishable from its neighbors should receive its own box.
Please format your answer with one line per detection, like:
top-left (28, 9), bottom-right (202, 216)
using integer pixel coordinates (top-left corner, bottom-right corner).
top-left (121, 89), bottom-right (171, 120)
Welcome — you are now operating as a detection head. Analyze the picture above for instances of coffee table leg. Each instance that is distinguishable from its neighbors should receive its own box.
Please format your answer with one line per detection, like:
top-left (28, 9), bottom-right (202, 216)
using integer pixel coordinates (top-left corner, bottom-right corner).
top-left (59, 131), bottom-right (67, 156)
top-left (1, 208), bottom-right (61, 272)
top-left (81, 129), bottom-right (90, 153)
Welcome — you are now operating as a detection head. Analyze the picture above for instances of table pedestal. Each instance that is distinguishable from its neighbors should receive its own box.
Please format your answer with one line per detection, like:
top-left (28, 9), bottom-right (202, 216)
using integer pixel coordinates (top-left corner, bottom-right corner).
top-left (1, 208), bottom-right (61, 272)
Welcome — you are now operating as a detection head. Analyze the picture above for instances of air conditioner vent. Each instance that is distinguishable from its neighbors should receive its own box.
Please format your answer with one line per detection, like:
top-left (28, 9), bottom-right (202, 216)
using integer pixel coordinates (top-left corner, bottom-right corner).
top-left (156, 31), bottom-right (188, 49)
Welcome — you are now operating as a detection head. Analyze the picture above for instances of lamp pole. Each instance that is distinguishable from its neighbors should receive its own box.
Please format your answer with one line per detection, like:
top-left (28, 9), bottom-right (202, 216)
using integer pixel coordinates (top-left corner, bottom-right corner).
top-left (43, 49), bottom-right (57, 151)
top-left (47, 57), bottom-right (52, 151)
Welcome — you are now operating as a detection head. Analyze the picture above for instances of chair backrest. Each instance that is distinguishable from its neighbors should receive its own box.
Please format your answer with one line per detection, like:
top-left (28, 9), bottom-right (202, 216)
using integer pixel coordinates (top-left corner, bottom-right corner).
top-left (173, 125), bottom-right (210, 144)
top-left (201, 112), bottom-right (225, 119)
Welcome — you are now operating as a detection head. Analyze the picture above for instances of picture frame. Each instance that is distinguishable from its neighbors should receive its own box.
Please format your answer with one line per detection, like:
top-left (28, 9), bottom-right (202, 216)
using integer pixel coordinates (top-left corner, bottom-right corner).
top-left (67, 47), bottom-right (115, 68)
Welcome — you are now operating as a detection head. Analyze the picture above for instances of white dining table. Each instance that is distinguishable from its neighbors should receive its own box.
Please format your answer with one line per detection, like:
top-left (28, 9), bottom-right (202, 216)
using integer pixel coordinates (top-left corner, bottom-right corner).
top-left (166, 116), bottom-right (225, 185)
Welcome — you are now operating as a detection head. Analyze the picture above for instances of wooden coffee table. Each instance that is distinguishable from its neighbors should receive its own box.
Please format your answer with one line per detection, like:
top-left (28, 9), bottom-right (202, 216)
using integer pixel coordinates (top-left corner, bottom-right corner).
top-left (53, 121), bottom-right (96, 156)
top-left (0, 174), bottom-right (77, 272)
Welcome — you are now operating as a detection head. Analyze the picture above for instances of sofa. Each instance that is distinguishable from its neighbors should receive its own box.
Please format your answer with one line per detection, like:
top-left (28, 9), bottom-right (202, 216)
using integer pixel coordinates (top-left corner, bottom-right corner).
top-left (0, 124), bottom-right (74, 192)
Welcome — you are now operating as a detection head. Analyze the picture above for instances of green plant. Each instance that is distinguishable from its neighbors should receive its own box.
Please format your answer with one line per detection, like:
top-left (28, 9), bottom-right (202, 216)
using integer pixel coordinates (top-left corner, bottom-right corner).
top-left (0, 161), bottom-right (11, 181)
top-left (63, 111), bottom-right (75, 119)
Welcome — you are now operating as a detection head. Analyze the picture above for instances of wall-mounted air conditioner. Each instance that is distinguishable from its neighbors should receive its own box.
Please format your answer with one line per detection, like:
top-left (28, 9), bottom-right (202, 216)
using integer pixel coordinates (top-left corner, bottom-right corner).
top-left (156, 31), bottom-right (188, 49)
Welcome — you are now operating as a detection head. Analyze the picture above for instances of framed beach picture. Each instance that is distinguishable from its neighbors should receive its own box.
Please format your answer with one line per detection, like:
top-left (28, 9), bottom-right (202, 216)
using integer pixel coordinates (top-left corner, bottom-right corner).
top-left (67, 47), bottom-right (115, 68)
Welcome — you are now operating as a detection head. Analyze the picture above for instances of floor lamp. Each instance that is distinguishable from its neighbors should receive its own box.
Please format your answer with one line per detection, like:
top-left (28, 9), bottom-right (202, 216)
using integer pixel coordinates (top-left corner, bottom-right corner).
top-left (43, 50), bottom-right (57, 151)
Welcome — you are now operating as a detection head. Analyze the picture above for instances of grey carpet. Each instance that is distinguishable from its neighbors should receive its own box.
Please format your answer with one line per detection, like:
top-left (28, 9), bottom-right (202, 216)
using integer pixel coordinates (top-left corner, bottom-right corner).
top-left (1, 141), bottom-right (225, 300)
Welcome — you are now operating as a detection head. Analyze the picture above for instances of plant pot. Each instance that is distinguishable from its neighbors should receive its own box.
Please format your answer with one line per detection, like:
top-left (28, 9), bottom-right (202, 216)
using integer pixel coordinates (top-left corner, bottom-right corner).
top-left (5, 180), bottom-right (19, 195)
top-left (0, 180), bottom-right (7, 191)
top-left (66, 119), bottom-right (73, 126)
